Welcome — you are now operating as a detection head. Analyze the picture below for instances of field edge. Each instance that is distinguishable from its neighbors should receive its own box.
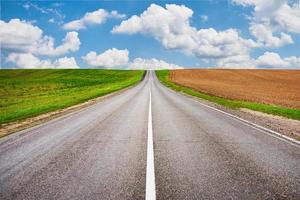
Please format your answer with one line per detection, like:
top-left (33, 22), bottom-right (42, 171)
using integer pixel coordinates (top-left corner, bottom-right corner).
top-left (155, 70), bottom-right (300, 121)
top-left (0, 70), bottom-right (145, 138)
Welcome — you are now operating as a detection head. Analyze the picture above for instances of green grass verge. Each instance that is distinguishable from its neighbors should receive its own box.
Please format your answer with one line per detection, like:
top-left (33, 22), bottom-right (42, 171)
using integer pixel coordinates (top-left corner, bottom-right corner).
top-left (0, 69), bottom-right (144, 125)
top-left (156, 70), bottom-right (300, 120)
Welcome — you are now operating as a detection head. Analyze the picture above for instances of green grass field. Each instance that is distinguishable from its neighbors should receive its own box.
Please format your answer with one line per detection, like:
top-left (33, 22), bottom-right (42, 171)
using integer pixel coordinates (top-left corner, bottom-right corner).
top-left (0, 69), bottom-right (144, 125)
top-left (156, 70), bottom-right (300, 120)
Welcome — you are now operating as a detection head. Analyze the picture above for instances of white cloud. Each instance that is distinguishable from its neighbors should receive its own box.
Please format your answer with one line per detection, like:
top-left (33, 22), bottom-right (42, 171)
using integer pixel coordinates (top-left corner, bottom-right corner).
top-left (200, 15), bottom-right (208, 22)
top-left (216, 55), bottom-right (256, 68)
top-left (110, 10), bottom-right (126, 19)
top-left (23, 2), bottom-right (65, 25)
top-left (36, 31), bottom-right (81, 56)
top-left (256, 51), bottom-right (300, 68)
top-left (274, 3), bottom-right (300, 33)
top-left (129, 58), bottom-right (184, 70)
top-left (82, 48), bottom-right (184, 69)
top-left (82, 48), bottom-right (129, 68)
top-left (0, 19), bottom-right (42, 51)
top-left (23, 2), bottom-right (48, 13)
top-left (6, 53), bottom-right (79, 69)
top-left (111, 3), bottom-right (299, 68)
top-left (0, 19), bottom-right (80, 56)
top-left (52, 56), bottom-right (79, 69)
top-left (232, 0), bottom-right (300, 48)
top-left (256, 52), bottom-right (289, 67)
top-left (23, 3), bottom-right (31, 10)
top-left (52, 3), bottom-right (64, 7)
top-left (216, 52), bottom-right (300, 69)
top-left (6, 53), bottom-right (50, 69)
top-left (48, 18), bottom-right (55, 23)
top-left (112, 4), bottom-right (258, 61)
top-left (63, 9), bottom-right (125, 30)
top-left (249, 23), bottom-right (293, 48)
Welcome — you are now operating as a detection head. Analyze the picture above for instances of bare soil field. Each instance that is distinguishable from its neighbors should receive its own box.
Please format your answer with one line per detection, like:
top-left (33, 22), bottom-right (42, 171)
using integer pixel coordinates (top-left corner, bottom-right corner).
top-left (170, 69), bottom-right (300, 109)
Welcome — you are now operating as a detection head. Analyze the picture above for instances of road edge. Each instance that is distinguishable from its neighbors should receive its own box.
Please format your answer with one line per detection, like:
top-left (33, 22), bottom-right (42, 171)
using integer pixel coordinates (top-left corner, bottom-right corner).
top-left (157, 75), bottom-right (300, 147)
top-left (0, 74), bottom-right (145, 139)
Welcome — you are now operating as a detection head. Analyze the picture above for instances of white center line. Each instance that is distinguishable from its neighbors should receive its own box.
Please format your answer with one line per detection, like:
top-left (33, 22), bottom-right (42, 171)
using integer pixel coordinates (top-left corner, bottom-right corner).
top-left (146, 88), bottom-right (156, 200)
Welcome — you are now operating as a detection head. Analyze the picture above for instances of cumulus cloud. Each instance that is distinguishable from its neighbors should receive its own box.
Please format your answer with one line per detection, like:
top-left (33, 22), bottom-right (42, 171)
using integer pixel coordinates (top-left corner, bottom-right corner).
top-left (82, 48), bottom-right (129, 68)
top-left (0, 19), bottom-right (80, 56)
top-left (232, 0), bottom-right (300, 47)
top-left (63, 9), bottom-right (126, 30)
top-left (216, 55), bottom-right (256, 68)
top-left (82, 48), bottom-right (184, 69)
top-left (129, 58), bottom-right (183, 70)
top-left (274, 2), bottom-right (300, 33)
top-left (216, 51), bottom-right (300, 69)
top-left (256, 51), bottom-right (300, 68)
top-left (249, 23), bottom-right (293, 48)
top-left (112, 4), bottom-right (258, 62)
top-left (111, 3), bottom-right (299, 68)
top-left (52, 56), bottom-right (79, 69)
top-left (6, 53), bottom-right (79, 69)
top-left (36, 31), bottom-right (81, 56)
top-left (0, 19), bottom-right (42, 51)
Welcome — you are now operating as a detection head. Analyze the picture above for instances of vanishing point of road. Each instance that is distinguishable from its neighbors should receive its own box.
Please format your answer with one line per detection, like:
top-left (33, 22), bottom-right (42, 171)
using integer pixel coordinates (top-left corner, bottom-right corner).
top-left (0, 71), bottom-right (299, 199)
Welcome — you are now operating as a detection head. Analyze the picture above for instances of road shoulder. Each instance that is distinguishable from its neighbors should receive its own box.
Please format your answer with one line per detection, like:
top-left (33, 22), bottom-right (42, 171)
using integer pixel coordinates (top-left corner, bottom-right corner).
top-left (0, 84), bottom-right (137, 138)
top-left (174, 87), bottom-right (300, 141)
top-left (156, 70), bottom-right (300, 142)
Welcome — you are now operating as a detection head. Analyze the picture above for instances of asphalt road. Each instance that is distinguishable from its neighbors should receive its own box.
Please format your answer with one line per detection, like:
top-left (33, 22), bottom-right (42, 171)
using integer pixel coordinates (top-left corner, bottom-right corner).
top-left (0, 71), bottom-right (299, 199)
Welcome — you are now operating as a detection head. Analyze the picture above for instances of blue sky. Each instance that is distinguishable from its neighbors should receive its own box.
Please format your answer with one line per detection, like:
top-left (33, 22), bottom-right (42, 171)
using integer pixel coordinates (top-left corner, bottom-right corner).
top-left (1, 0), bottom-right (300, 69)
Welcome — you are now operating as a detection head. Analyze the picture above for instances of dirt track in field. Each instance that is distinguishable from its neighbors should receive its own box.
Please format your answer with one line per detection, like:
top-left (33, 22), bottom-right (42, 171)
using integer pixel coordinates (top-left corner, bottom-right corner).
top-left (170, 69), bottom-right (300, 109)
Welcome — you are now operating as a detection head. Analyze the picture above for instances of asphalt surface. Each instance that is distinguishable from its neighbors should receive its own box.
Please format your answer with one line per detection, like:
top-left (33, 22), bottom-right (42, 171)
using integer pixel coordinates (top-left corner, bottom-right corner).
top-left (0, 71), bottom-right (299, 199)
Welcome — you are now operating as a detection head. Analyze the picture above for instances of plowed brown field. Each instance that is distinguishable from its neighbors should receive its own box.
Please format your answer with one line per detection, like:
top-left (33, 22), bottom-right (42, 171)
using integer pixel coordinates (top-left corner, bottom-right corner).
top-left (170, 69), bottom-right (300, 109)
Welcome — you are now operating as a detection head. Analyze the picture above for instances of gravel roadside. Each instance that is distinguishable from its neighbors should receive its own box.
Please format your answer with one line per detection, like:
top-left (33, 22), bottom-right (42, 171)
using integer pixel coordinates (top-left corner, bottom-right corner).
top-left (173, 89), bottom-right (300, 141)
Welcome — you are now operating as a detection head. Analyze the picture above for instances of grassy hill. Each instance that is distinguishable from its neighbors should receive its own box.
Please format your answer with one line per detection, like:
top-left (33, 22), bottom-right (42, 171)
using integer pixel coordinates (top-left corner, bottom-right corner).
top-left (0, 69), bottom-right (144, 125)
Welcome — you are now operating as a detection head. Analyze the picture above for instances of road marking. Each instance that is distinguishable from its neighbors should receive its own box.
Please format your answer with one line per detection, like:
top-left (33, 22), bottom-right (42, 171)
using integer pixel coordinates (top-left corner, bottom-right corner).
top-left (162, 84), bottom-right (300, 148)
top-left (146, 88), bottom-right (156, 200)
top-left (192, 99), bottom-right (300, 147)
